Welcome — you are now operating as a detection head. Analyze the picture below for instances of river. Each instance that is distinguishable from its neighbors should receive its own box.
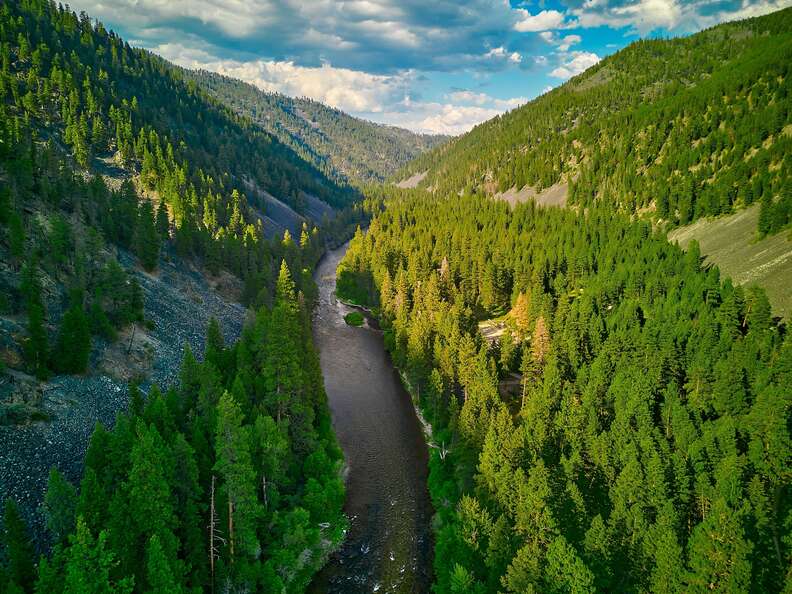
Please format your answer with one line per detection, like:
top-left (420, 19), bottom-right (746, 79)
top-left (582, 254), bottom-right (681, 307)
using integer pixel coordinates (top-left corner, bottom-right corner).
top-left (308, 243), bottom-right (433, 594)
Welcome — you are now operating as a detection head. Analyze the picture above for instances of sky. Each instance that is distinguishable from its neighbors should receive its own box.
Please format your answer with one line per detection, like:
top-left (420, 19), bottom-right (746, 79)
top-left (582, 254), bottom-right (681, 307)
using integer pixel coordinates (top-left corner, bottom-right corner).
top-left (67, 0), bottom-right (790, 135)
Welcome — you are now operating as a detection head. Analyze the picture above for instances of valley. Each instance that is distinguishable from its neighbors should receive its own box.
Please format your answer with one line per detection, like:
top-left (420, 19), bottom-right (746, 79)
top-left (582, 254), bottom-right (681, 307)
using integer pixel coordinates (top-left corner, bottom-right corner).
top-left (0, 2), bottom-right (790, 594)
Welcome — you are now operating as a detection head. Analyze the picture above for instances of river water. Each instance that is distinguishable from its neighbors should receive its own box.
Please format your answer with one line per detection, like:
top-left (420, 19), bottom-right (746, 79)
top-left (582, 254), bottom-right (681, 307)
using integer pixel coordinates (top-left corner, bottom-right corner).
top-left (308, 244), bottom-right (433, 594)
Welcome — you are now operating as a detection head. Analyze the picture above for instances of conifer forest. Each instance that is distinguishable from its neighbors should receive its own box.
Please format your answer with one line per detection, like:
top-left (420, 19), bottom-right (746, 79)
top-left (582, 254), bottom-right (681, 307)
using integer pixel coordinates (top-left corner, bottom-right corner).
top-left (0, 1), bottom-right (790, 593)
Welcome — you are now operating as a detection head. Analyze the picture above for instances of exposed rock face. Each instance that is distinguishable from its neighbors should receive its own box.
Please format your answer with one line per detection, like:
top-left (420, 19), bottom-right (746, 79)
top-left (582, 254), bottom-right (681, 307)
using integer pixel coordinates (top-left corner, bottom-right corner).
top-left (395, 170), bottom-right (428, 189)
top-left (0, 246), bottom-right (245, 547)
top-left (494, 182), bottom-right (568, 208)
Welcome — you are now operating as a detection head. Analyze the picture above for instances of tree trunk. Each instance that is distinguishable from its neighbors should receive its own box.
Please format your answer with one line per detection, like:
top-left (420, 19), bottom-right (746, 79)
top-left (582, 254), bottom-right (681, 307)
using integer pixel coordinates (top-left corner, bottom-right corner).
top-left (209, 476), bottom-right (215, 594)
top-left (228, 495), bottom-right (235, 562)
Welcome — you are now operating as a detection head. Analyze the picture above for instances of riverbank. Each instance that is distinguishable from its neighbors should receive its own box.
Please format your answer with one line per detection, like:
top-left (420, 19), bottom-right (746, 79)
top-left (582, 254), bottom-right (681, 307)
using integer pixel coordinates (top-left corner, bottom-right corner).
top-left (309, 243), bottom-right (433, 594)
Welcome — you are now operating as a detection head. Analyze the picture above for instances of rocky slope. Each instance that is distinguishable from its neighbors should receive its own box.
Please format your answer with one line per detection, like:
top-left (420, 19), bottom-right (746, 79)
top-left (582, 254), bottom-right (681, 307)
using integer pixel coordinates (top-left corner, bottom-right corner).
top-left (0, 244), bottom-right (244, 544)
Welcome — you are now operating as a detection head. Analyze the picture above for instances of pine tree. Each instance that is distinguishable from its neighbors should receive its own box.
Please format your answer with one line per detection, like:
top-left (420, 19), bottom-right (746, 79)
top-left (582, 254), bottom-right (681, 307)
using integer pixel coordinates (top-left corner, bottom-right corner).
top-left (214, 391), bottom-right (261, 562)
top-left (52, 293), bottom-right (91, 374)
top-left (43, 468), bottom-right (77, 545)
top-left (8, 212), bottom-right (25, 269)
top-left (1, 499), bottom-right (35, 593)
top-left (129, 382), bottom-right (145, 418)
top-left (156, 199), bottom-right (169, 239)
top-left (62, 518), bottom-right (134, 594)
top-left (76, 467), bottom-right (106, 537)
top-left (261, 261), bottom-right (302, 423)
top-left (531, 315), bottom-right (550, 370)
top-left (544, 535), bottom-right (596, 594)
top-left (145, 535), bottom-right (180, 594)
top-left (49, 215), bottom-right (72, 266)
top-left (123, 422), bottom-right (180, 587)
top-left (758, 191), bottom-right (773, 235)
top-left (685, 498), bottom-right (753, 593)
top-left (511, 291), bottom-right (532, 337)
top-left (20, 257), bottom-right (49, 379)
top-left (170, 434), bottom-right (205, 588)
top-left (135, 200), bottom-right (160, 271)
top-left (204, 317), bottom-right (225, 371)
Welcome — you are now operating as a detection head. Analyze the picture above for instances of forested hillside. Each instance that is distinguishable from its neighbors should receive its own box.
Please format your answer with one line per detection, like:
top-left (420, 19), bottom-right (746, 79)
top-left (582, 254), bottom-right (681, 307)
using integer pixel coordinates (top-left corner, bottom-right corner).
top-left (0, 0), bottom-right (366, 385)
top-left (3, 264), bottom-right (347, 593)
top-left (188, 70), bottom-right (447, 185)
top-left (397, 9), bottom-right (792, 236)
top-left (337, 187), bottom-right (791, 593)
top-left (0, 1), bottom-right (354, 591)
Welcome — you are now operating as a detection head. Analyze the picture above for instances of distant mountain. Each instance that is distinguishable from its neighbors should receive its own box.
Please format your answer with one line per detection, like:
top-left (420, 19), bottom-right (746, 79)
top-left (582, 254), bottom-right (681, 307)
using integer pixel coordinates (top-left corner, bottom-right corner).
top-left (186, 69), bottom-right (448, 185)
top-left (397, 8), bottom-right (791, 236)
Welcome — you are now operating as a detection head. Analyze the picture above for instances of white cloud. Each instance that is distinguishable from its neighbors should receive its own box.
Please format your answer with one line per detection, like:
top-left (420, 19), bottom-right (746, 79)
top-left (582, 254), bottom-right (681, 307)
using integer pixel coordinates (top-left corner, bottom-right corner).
top-left (355, 19), bottom-right (420, 47)
top-left (68, 0), bottom-right (534, 74)
top-left (153, 42), bottom-right (522, 134)
top-left (74, 0), bottom-right (280, 37)
top-left (539, 31), bottom-right (582, 51)
top-left (684, 0), bottom-right (792, 30)
top-left (514, 9), bottom-right (570, 32)
top-left (549, 51), bottom-right (601, 79)
top-left (378, 101), bottom-right (506, 135)
top-left (573, 0), bottom-right (682, 33)
top-left (570, 0), bottom-right (792, 35)
top-left (303, 28), bottom-right (358, 51)
top-left (447, 91), bottom-right (526, 110)
top-left (558, 34), bottom-right (582, 51)
top-left (154, 42), bottom-right (411, 113)
top-left (484, 46), bottom-right (522, 64)
top-left (67, 0), bottom-right (792, 80)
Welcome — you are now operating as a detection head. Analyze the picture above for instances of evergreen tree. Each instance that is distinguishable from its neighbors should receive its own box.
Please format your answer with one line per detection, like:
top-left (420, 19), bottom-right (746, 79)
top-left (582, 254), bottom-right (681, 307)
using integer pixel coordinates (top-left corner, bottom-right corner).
top-left (43, 468), bottom-right (78, 545)
top-left (8, 212), bottom-right (25, 269)
top-left (204, 317), bottom-right (225, 371)
top-left (145, 536), bottom-right (180, 594)
top-left (135, 200), bottom-right (160, 272)
top-left (214, 391), bottom-right (261, 562)
top-left (52, 293), bottom-right (91, 374)
top-left (758, 191), bottom-right (774, 235)
top-left (261, 261), bottom-right (302, 423)
top-left (685, 499), bottom-right (753, 593)
top-left (20, 258), bottom-right (48, 379)
top-left (62, 518), bottom-right (133, 594)
top-left (1, 499), bottom-right (35, 593)
top-left (156, 199), bottom-right (169, 239)
top-left (122, 422), bottom-right (180, 587)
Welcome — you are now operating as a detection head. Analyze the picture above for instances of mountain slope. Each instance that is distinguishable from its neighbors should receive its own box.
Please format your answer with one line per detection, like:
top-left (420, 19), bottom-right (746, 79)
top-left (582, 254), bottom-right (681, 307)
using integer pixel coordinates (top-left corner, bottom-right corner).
top-left (339, 167), bottom-right (792, 594)
top-left (397, 8), bottom-right (791, 235)
top-left (0, 0), bottom-right (359, 225)
top-left (187, 69), bottom-right (447, 184)
top-left (0, 2), bottom-right (350, 591)
top-left (669, 205), bottom-right (792, 318)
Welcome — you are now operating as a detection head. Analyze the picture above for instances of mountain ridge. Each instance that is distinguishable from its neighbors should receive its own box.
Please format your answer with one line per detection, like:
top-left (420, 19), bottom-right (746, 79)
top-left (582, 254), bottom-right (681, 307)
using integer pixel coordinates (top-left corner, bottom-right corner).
top-left (396, 8), bottom-right (791, 237)
top-left (185, 67), bottom-right (448, 185)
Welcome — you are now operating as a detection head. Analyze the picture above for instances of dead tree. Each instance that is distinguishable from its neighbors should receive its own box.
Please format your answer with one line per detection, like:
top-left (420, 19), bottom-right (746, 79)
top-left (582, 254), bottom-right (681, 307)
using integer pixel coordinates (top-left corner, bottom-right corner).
top-left (228, 496), bottom-right (235, 562)
top-left (208, 476), bottom-right (226, 593)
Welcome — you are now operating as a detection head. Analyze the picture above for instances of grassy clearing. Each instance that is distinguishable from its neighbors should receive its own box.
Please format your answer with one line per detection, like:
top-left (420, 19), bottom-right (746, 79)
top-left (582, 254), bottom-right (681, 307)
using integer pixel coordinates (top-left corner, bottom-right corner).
top-left (668, 204), bottom-right (792, 319)
top-left (344, 311), bottom-right (365, 327)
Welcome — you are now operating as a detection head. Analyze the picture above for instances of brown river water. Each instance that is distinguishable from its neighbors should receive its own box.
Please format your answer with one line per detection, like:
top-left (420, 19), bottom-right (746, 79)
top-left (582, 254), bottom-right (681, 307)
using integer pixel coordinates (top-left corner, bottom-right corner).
top-left (308, 243), bottom-right (433, 594)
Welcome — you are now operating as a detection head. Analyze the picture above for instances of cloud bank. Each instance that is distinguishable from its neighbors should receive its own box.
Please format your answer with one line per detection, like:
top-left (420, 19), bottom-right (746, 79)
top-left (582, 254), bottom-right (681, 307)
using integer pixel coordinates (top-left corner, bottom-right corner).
top-left (66, 0), bottom-right (792, 133)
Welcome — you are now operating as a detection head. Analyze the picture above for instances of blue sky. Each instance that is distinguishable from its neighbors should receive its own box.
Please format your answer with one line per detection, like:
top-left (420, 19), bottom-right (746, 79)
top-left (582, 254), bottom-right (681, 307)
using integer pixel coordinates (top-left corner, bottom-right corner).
top-left (68, 0), bottom-right (790, 134)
